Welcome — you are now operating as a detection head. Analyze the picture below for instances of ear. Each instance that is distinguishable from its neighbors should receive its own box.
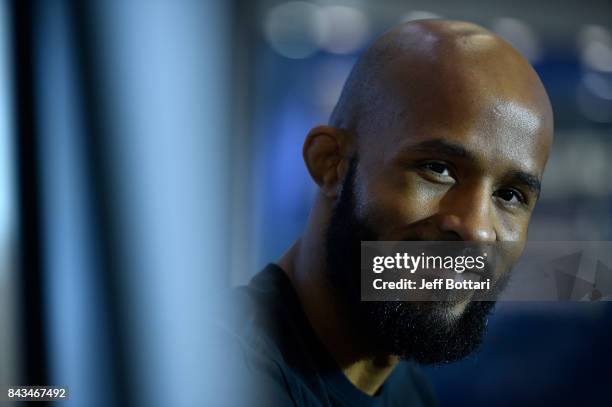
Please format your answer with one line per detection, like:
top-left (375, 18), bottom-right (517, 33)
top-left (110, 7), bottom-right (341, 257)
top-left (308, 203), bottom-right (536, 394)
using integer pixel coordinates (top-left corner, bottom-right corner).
top-left (303, 125), bottom-right (352, 199)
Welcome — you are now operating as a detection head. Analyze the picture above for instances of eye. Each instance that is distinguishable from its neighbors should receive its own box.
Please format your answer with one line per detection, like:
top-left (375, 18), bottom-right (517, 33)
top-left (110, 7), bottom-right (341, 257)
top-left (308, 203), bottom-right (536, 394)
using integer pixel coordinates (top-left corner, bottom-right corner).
top-left (494, 188), bottom-right (525, 205)
top-left (420, 162), bottom-right (453, 177)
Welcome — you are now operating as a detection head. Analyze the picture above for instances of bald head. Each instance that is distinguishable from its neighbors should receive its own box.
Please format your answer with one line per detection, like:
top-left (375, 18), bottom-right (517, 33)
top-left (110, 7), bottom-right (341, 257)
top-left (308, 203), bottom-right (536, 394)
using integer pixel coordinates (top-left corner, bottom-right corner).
top-left (297, 20), bottom-right (556, 370)
top-left (329, 19), bottom-right (553, 148)
top-left (305, 18), bottom-right (554, 243)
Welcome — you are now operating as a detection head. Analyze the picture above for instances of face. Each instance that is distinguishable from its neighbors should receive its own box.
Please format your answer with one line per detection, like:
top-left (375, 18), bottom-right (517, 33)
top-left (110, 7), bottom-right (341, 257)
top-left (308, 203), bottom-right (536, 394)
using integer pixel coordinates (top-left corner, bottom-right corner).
top-left (324, 94), bottom-right (553, 364)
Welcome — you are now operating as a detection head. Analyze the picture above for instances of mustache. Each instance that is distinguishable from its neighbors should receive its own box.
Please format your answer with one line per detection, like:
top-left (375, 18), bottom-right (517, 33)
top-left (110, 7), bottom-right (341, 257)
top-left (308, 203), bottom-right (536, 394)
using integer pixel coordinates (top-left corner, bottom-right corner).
top-left (364, 237), bottom-right (500, 280)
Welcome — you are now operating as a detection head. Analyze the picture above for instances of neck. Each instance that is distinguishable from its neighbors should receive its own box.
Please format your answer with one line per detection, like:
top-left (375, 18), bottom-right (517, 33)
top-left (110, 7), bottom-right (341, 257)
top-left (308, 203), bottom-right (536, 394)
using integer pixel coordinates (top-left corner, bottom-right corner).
top-left (277, 195), bottom-right (399, 396)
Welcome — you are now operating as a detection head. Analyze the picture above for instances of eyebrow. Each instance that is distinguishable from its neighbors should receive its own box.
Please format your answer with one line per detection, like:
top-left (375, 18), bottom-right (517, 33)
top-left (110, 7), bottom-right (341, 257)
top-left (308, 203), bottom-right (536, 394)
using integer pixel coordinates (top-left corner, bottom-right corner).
top-left (507, 170), bottom-right (542, 197)
top-left (399, 138), bottom-right (542, 196)
top-left (400, 139), bottom-right (476, 161)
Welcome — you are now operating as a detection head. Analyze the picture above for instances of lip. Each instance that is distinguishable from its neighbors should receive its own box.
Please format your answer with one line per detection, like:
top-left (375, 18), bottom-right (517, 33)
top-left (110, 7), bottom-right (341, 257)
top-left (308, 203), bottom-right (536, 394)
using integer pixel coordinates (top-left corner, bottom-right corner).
top-left (410, 270), bottom-right (480, 286)
top-left (417, 267), bottom-right (486, 277)
top-left (451, 271), bottom-right (483, 282)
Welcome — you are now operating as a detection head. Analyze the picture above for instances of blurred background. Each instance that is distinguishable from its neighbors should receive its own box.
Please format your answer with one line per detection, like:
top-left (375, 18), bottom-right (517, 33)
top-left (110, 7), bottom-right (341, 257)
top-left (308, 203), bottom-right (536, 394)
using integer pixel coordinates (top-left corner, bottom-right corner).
top-left (0, 0), bottom-right (611, 406)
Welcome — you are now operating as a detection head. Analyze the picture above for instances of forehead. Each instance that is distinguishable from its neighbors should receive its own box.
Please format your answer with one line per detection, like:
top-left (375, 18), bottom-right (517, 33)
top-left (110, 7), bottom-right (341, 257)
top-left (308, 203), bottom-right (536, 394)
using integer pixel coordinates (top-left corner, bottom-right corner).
top-left (380, 96), bottom-right (552, 177)
top-left (358, 31), bottom-right (554, 175)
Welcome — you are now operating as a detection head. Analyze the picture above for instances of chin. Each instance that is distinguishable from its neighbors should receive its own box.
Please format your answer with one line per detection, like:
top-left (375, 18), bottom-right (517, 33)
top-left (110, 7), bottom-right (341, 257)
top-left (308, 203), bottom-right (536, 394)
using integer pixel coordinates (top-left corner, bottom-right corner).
top-left (442, 299), bottom-right (472, 321)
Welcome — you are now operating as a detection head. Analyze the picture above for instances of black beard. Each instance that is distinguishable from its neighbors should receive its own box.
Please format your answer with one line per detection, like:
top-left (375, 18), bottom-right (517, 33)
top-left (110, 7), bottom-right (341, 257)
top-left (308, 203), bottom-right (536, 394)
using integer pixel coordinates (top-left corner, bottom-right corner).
top-left (324, 157), bottom-right (495, 365)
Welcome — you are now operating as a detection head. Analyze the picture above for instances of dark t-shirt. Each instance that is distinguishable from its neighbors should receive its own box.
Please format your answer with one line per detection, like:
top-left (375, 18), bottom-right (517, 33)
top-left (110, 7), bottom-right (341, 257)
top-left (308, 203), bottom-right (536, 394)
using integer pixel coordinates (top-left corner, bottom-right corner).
top-left (209, 264), bottom-right (437, 406)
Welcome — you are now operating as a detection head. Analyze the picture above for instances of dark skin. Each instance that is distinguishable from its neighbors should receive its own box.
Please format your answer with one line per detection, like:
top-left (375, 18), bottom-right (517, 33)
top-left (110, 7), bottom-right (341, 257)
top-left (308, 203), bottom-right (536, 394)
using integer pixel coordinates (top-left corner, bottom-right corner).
top-left (278, 20), bottom-right (554, 395)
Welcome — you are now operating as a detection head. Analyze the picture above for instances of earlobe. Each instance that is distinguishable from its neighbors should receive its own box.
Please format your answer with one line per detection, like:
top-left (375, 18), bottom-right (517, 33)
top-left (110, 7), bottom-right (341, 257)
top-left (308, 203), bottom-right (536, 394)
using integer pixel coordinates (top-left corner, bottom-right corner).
top-left (303, 125), bottom-right (351, 199)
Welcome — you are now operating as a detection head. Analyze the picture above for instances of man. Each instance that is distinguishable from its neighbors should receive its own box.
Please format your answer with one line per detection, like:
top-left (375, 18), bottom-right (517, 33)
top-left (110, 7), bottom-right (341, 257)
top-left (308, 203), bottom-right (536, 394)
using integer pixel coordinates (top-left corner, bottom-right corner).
top-left (211, 19), bottom-right (553, 406)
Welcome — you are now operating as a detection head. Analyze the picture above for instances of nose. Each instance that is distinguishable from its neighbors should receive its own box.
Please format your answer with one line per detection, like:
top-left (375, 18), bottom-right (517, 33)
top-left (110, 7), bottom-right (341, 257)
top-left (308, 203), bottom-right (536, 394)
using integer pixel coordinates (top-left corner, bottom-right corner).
top-left (437, 182), bottom-right (497, 242)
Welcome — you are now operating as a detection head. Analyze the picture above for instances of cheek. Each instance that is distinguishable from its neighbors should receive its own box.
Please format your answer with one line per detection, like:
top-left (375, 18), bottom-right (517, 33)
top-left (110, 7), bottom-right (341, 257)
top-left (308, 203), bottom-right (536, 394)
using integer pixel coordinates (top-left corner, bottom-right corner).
top-left (496, 240), bottom-right (527, 281)
top-left (495, 208), bottom-right (532, 242)
top-left (355, 170), bottom-right (443, 232)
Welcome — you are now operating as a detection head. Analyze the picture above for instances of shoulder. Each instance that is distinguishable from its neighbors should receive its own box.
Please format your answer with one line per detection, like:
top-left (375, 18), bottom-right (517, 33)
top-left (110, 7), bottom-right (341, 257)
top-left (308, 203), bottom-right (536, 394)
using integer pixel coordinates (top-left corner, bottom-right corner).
top-left (202, 285), bottom-right (297, 406)
top-left (202, 266), bottom-right (326, 406)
